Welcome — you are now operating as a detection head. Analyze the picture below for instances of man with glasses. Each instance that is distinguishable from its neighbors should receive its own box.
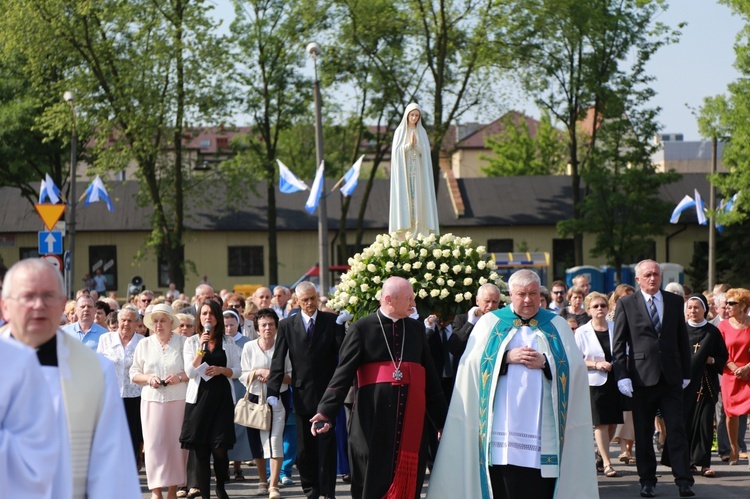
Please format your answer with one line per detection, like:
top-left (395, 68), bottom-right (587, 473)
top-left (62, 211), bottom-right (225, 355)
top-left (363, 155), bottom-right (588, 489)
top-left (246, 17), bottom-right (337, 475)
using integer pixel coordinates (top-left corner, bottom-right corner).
top-left (549, 280), bottom-right (567, 313)
top-left (136, 290), bottom-right (155, 315)
top-left (61, 294), bottom-right (108, 350)
top-left (253, 286), bottom-right (273, 310)
top-left (1, 259), bottom-right (140, 498)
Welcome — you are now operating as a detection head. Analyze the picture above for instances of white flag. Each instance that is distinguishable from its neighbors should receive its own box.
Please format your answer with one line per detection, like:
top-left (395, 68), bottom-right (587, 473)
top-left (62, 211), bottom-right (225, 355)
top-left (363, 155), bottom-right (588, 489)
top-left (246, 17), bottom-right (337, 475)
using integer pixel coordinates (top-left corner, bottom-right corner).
top-left (278, 160), bottom-right (309, 193)
top-left (305, 161), bottom-right (325, 214)
top-left (340, 155), bottom-right (364, 197)
top-left (693, 189), bottom-right (707, 225)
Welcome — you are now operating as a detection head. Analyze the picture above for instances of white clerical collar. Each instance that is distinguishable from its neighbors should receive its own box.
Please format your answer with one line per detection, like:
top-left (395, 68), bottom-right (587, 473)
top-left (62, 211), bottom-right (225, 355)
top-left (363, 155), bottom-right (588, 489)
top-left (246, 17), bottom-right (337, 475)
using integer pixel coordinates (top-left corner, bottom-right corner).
top-left (378, 308), bottom-right (399, 322)
top-left (232, 331), bottom-right (243, 342)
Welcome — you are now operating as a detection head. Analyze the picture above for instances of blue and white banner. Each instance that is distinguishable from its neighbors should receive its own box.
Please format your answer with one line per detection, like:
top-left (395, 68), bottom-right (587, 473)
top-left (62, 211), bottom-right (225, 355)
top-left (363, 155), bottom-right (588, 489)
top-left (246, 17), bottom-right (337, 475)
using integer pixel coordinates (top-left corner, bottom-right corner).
top-left (83, 176), bottom-right (114, 211)
top-left (340, 155), bottom-right (364, 197)
top-left (670, 190), bottom-right (707, 225)
top-left (693, 189), bottom-right (707, 225)
top-left (277, 160), bottom-right (309, 194)
top-left (39, 173), bottom-right (61, 204)
top-left (305, 161), bottom-right (325, 214)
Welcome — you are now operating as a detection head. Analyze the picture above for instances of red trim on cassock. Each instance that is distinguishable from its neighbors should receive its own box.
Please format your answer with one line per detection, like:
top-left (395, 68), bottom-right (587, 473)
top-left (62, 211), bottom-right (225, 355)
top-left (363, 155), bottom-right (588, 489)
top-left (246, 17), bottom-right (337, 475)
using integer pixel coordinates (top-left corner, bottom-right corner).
top-left (357, 361), bottom-right (426, 499)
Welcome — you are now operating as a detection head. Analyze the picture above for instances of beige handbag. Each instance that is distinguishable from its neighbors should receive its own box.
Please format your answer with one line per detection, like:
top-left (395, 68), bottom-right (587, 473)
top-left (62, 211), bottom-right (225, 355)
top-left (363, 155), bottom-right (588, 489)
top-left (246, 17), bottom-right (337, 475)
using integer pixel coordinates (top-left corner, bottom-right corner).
top-left (234, 375), bottom-right (271, 430)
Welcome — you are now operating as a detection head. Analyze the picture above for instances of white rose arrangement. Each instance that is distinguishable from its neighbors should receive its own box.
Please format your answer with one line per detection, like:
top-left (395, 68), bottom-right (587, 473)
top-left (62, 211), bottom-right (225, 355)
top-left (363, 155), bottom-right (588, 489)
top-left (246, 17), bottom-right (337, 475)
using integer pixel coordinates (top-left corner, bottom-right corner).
top-left (330, 232), bottom-right (507, 321)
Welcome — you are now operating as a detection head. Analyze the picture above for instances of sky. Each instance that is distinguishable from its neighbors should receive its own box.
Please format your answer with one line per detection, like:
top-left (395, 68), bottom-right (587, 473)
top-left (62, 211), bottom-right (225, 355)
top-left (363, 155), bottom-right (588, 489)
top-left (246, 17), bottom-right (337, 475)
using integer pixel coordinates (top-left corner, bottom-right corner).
top-left (212, 0), bottom-right (745, 141)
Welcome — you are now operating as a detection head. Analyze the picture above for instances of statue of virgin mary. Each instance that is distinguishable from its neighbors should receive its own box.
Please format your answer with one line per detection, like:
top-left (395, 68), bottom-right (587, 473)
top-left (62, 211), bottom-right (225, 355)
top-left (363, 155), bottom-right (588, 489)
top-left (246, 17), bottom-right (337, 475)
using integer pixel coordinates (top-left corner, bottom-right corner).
top-left (388, 103), bottom-right (440, 238)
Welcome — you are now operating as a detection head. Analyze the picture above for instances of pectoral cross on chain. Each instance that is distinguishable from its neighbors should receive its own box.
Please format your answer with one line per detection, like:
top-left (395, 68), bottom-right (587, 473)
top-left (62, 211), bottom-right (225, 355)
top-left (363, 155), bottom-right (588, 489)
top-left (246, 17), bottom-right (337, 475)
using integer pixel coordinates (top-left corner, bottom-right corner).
top-left (696, 386), bottom-right (704, 402)
top-left (693, 342), bottom-right (701, 354)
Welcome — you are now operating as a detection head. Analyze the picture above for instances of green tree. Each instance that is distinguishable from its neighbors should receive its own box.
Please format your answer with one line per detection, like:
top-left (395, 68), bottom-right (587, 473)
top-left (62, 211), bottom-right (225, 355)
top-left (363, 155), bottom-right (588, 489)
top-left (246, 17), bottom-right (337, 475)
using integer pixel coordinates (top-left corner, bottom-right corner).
top-left (481, 112), bottom-right (566, 176)
top-left (558, 86), bottom-right (680, 282)
top-left (498, 0), bottom-right (679, 265)
top-left (225, 0), bottom-right (317, 285)
top-left (1, 0), bottom-right (230, 291)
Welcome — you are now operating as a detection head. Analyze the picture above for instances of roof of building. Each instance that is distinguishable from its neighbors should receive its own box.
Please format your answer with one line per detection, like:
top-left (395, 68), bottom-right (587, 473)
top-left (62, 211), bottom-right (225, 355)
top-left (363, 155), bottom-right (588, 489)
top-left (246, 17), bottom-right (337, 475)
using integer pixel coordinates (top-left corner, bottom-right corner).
top-left (0, 173), bottom-right (713, 233)
top-left (454, 112), bottom-right (542, 150)
top-left (651, 140), bottom-right (726, 162)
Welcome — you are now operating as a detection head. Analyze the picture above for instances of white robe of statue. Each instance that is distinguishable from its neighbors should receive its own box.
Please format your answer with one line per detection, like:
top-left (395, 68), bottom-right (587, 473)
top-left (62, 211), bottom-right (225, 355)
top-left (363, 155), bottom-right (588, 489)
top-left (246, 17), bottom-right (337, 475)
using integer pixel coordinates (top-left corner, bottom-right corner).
top-left (388, 103), bottom-right (440, 238)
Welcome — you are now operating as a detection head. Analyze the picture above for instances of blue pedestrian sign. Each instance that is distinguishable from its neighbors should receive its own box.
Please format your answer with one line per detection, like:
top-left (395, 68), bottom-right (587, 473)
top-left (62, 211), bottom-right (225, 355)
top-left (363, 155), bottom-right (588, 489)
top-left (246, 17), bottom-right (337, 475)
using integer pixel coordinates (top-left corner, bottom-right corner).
top-left (38, 231), bottom-right (63, 255)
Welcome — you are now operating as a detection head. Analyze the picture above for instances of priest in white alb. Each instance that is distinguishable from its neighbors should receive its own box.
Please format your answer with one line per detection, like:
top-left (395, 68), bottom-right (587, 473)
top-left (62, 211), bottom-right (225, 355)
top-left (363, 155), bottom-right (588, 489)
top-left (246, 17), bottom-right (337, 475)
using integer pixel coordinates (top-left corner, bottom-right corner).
top-left (428, 269), bottom-right (598, 499)
top-left (1, 259), bottom-right (141, 499)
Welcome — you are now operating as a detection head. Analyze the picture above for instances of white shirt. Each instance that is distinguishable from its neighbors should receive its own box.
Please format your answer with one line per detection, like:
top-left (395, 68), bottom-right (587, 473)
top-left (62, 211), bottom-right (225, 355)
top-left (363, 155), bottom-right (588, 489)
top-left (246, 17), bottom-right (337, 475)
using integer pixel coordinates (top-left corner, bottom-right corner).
top-left (97, 331), bottom-right (144, 398)
top-left (640, 290), bottom-right (664, 323)
top-left (0, 336), bottom-right (59, 499)
top-left (130, 334), bottom-right (187, 403)
top-left (241, 339), bottom-right (291, 396)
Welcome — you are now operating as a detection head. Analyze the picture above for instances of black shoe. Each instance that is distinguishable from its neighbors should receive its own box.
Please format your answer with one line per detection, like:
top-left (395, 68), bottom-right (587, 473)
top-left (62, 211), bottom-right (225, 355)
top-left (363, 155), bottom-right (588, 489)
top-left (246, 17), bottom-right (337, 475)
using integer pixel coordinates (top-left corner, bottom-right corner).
top-left (678, 485), bottom-right (695, 497)
top-left (640, 484), bottom-right (656, 497)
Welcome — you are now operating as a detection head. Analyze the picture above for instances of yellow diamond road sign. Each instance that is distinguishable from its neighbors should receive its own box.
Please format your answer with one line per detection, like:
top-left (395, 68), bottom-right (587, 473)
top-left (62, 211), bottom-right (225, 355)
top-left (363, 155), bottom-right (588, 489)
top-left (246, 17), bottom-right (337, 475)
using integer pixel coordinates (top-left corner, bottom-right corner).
top-left (35, 204), bottom-right (67, 231)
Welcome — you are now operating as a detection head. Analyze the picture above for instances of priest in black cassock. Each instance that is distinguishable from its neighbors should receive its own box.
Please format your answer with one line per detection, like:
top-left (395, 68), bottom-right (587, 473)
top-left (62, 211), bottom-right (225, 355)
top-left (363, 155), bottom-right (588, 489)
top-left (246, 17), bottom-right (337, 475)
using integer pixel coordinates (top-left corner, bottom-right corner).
top-left (311, 277), bottom-right (447, 499)
top-left (662, 294), bottom-right (728, 477)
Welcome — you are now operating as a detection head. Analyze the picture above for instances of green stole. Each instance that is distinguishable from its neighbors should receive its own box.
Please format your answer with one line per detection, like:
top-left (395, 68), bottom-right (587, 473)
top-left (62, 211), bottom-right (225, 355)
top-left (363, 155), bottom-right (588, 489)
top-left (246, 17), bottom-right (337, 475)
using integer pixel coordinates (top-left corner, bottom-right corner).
top-left (477, 307), bottom-right (570, 497)
top-left (59, 333), bottom-right (105, 499)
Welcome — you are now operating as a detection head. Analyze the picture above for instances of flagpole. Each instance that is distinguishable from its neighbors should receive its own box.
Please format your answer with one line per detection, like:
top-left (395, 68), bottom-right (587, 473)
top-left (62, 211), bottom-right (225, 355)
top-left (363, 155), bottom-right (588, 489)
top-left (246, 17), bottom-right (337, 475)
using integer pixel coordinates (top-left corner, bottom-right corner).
top-left (307, 42), bottom-right (330, 296)
top-left (708, 137), bottom-right (717, 291)
top-left (64, 91), bottom-right (77, 299)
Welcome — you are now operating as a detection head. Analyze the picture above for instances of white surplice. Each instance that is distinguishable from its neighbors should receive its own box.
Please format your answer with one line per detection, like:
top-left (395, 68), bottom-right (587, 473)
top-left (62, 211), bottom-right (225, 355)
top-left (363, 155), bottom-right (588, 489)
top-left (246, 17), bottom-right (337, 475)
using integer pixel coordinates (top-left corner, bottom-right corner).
top-left (0, 336), bottom-right (59, 498)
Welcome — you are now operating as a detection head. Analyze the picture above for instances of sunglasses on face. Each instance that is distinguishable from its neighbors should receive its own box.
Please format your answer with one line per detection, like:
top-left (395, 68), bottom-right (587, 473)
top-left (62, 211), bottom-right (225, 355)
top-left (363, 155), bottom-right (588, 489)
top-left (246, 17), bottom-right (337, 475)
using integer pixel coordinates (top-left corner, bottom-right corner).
top-left (727, 301), bottom-right (739, 306)
top-left (590, 304), bottom-right (607, 309)
top-left (552, 291), bottom-right (565, 295)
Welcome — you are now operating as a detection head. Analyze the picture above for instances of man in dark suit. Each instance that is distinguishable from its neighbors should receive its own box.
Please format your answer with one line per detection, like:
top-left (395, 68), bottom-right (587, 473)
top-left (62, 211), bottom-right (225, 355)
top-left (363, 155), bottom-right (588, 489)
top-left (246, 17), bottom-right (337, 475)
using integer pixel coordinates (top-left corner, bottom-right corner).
top-left (267, 281), bottom-right (345, 499)
top-left (446, 283), bottom-right (502, 362)
top-left (612, 260), bottom-right (694, 498)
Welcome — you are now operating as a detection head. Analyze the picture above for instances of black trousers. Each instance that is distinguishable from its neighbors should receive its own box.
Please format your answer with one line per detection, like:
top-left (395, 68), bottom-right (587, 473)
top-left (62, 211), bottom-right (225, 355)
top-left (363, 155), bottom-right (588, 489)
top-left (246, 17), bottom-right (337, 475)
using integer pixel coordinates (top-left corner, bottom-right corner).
top-left (489, 464), bottom-right (556, 499)
top-left (296, 413), bottom-right (337, 498)
top-left (122, 396), bottom-right (142, 467)
top-left (632, 382), bottom-right (694, 487)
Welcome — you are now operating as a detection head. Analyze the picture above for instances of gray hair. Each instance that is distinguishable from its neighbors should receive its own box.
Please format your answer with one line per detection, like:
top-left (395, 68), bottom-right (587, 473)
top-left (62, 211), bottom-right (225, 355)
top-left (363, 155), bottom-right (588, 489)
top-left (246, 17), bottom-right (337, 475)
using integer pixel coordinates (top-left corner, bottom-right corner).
top-left (118, 306), bottom-right (139, 321)
top-left (2, 259), bottom-right (65, 299)
top-left (508, 269), bottom-right (540, 290)
top-left (634, 259), bottom-right (661, 278)
top-left (714, 292), bottom-right (726, 306)
top-left (477, 283), bottom-right (501, 298)
top-left (295, 281), bottom-right (317, 296)
top-left (664, 282), bottom-right (685, 297)
top-left (195, 284), bottom-right (213, 296)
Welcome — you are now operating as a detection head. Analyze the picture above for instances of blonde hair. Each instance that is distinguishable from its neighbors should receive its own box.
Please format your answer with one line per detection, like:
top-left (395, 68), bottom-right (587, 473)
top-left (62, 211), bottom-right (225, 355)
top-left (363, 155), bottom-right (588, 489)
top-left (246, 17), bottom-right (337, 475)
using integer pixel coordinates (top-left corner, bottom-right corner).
top-left (584, 292), bottom-right (608, 310)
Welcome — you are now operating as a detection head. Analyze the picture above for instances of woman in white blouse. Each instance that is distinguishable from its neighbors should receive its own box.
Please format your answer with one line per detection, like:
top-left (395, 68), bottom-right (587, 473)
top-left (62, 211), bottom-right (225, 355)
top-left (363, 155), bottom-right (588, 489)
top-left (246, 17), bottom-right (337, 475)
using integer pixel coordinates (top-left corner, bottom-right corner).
top-left (241, 308), bottom-right (292, 499)
top-left (97, 305), bottom-right (145, 468)
top-left (575, 292), bottom-right (623, 478)
top-left (130, 304), bottom-right (188, 499)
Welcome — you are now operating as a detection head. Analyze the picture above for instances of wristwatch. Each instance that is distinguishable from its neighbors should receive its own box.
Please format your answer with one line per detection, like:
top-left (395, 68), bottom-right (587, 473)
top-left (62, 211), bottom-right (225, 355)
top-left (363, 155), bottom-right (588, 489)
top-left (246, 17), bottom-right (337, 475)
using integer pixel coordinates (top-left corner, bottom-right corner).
top-left (177, 374), bottom-right (183, 382)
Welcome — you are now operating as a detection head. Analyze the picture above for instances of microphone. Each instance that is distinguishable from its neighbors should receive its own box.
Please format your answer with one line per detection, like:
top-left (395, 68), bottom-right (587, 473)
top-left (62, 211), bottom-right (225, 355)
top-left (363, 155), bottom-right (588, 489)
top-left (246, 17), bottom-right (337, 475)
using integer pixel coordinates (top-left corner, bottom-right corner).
top-left (203, 323), bottom-right (211, 353)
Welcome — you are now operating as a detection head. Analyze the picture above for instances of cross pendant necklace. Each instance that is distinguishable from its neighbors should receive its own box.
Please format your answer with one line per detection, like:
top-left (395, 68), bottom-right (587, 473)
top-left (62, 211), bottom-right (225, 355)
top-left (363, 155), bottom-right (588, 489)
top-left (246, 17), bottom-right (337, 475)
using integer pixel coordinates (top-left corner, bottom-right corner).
top-left (693, 342), bottom-right (701, 353)
top-left (377, 311), bottom-right (406, 381)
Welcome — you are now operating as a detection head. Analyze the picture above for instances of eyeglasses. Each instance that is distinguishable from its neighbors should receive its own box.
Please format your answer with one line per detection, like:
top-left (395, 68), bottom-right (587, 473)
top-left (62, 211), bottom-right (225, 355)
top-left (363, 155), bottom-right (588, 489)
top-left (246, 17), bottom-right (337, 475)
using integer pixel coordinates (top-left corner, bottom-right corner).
top-left (590, 304), bottom-right (608, 309)
top-left (227, 303), bottom-right (243, 308)
top-left (726, 301), bottom-right (739, 306)
top-left (7, 293), bottom-right (63, 307)
top-left (140, 298), bottom-right (152, 303)
top-left (552, 291), bottom-right (565, 295)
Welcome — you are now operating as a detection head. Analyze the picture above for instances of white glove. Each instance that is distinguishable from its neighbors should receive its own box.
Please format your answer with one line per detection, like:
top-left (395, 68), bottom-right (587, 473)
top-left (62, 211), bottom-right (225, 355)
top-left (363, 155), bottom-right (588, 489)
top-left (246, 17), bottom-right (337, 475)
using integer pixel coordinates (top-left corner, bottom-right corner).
top-left (336, 310), bottom-right (353, 325)
top-left (409, 309), bottom-right (420, 320)
top-left (682, 379), bottom-right (690, 389)
top-left (267, 396), bottom-right (279, 408)
top-left (467, 306), bottom-right (481, 325)
top-left (618, 378), bottom-right (634, 398)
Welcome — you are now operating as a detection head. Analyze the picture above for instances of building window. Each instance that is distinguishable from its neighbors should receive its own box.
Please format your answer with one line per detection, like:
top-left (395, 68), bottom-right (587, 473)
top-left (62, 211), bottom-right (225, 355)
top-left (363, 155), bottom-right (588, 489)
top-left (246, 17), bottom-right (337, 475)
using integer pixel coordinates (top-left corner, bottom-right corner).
top-left (337, 244), bottom-right (367, 262)
top-left (552, 239), bottom-right (575, 282)
top-left (157, 257), bottom-right (171, 288)
top-left (216, 137), bottom-right (229, 149)
top-left (228, 246), bottom-right (264, 276)
top-left (487, 239), bottom-right (514, 254)
top-left (19, 247), bottom-right (40, 260)
top-left (89, 245), bottom-right (118, 290)
top-left (200, 139), bottom-right (211, 148)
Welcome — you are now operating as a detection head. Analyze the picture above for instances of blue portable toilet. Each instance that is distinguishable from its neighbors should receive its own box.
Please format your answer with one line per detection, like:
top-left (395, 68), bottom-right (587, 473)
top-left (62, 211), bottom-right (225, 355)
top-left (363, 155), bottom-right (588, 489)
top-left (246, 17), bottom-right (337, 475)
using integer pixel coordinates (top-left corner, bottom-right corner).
top-left (566, 265), bottom-right (604, 293)
top-left (619, 265), bottom-right (635, 287)
top-left (660, 263), bottom-right (684, 286)
top-left (600, 266), bottom-right (616, 294)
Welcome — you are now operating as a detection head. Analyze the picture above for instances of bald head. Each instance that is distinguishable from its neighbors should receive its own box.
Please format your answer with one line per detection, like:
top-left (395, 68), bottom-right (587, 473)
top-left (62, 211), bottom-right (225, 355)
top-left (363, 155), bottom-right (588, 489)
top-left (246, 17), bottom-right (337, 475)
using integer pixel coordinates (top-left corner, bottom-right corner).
top-left (380, 277), bottom-right (416, 319)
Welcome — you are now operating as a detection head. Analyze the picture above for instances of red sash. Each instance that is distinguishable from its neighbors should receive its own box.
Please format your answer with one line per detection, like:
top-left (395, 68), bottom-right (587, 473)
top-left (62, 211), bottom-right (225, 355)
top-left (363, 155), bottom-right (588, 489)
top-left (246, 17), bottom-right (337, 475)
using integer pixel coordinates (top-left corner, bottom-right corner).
top-left (357, 361), bottom-right (425, 499)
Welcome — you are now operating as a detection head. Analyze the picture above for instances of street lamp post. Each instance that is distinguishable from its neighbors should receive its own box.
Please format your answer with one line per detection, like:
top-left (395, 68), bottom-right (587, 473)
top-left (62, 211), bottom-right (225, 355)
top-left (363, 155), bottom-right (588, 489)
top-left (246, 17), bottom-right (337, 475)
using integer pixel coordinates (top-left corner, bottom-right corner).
top-left (307, 42), bottom-right (329, 295)
top-left (64, 91), bottom-right (77, 299)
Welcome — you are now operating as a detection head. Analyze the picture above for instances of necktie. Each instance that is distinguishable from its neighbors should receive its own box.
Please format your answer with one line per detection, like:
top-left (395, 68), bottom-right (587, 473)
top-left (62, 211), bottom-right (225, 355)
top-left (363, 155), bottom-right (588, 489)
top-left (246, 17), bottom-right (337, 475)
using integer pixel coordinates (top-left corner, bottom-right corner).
top-left (648, 296), bottom-right (661, 334)
top-left (441, 328), bottom-right (452, 378)
top-left (307, 318), bottom-right (315, 341)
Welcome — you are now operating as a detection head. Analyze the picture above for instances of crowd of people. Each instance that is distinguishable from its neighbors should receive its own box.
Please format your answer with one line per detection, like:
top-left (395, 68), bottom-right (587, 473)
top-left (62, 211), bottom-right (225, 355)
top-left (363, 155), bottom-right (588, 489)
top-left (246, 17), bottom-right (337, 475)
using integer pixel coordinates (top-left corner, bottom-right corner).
top-left (1, 259), bottom-right (750, 499)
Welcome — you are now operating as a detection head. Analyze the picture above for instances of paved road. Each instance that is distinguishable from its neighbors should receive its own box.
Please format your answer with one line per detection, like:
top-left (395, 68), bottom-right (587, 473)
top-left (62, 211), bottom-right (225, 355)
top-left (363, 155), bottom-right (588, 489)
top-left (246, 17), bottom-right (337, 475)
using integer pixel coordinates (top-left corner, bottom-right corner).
top-left (140, 442), bottom-right (750, 498)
